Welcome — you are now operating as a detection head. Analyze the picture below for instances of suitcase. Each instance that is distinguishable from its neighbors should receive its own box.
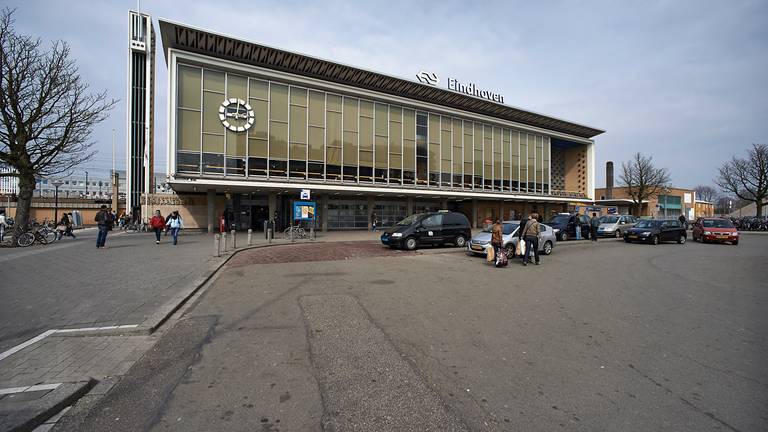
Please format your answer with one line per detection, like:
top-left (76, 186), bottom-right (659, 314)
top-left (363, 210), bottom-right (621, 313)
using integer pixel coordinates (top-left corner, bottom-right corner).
top-left (495, 248), bottom-right (508, 267)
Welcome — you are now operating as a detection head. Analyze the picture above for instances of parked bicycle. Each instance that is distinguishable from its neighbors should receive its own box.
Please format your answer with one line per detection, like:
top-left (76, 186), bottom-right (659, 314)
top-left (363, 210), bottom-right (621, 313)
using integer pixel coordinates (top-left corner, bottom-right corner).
top-left (283, 225), bottom-right (308, 240)
top-left (124, 221), bottom-right (150, 233)
top-left (16, 226), bottom-right (57, 247)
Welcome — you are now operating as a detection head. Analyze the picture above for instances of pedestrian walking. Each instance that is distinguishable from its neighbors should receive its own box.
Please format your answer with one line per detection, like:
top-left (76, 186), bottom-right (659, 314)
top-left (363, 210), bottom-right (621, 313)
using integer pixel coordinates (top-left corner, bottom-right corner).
top-left (516, 213), bottom-right (528, 261)
top-left (65, 213), bottom-right (76, 239)
top-left (521, 213), bottom-right (541, 266)
top-left (491, 219), bottom-right (503, 263)
top-left (166, 211), bottom-right (183, 245)
top-left (95, 205), bottom-right (110, 249)
top-left (590, 212), bottom-right (599, 242)
top-left (0, 209), bottom-right (7, 243)
top-left (678, 214), bottom-right (687, 230)
top-left (371, 213), bottom-right (378, 232)
top-left (150, 210), bottom-right (165, 244)
top-left (56, 213), bottom-right (75, 241)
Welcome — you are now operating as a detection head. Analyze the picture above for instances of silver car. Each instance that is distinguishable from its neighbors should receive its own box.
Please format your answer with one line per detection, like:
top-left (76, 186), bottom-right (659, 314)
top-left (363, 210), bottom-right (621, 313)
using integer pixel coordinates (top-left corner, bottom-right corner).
top-left (467, 220), bottom-right (557, 257)
top-left (597, 214), bottom-right (638, 238)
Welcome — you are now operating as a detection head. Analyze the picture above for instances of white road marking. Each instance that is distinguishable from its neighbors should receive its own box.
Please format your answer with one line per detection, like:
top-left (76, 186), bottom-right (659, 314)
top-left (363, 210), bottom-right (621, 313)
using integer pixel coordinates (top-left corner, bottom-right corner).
top-left (0, 325), bottom-right (139, 362)
top-left (0, 383), bottom-right (62, 395)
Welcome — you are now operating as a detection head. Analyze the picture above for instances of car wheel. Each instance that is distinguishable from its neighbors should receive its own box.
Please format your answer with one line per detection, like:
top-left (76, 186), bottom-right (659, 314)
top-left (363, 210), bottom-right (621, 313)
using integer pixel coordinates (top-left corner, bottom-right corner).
top-left (455, 235), bottom-right (467, 248)
top-left (543, 241), bottom-right (553, 255)
top-left (560, 232), bottom-right (569, 241)
top-left (504, 243), bottom-right (514, 257)
top-left (678, 234), bottom-right (686, 244)
top-left (652, 235), bottom-right (659, 245)
top-left (614, 230), bottom-right (621, 238)
top-left (405, 237), bottom-right (417, 251)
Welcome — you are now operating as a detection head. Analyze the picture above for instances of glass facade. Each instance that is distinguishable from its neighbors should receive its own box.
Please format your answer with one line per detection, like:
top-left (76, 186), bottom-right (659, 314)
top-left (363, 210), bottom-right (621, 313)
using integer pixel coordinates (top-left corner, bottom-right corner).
top-left (175, 63), bottom-right (552, 194)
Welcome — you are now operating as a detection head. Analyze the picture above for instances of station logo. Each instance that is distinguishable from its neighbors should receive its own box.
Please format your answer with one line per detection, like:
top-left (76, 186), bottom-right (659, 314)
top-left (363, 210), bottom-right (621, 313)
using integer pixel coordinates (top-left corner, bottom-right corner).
top-left (415, 71), bottom-right (439, 86)
top-left (219, 98), bottom-right (255, 132)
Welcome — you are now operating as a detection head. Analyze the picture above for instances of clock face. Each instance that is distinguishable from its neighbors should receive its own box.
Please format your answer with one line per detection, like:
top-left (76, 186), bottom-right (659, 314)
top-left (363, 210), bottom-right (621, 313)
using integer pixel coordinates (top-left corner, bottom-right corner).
top-left (218, 98), bottom-right (255, 132)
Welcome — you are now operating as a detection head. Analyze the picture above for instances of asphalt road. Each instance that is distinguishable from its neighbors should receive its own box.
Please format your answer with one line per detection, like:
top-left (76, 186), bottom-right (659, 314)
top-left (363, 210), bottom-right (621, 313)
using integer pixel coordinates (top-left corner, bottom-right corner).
top-left (0, 228), bottom-right (218, 352)
top-left (59, 234), bottom-right (768, 431)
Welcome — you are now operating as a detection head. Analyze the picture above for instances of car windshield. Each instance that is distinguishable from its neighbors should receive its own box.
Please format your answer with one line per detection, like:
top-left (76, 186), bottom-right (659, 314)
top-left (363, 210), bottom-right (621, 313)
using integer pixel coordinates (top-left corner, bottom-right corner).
top-left (601, 216), bottom-right (620, 223)
top-left (396, 214), bottom-right (423, 226)
top-left (547, 215), bottom-right (570, 224)
top-left (634, 220), bottom-right (658, 228)
top-left (702, 219), bottom-right (734, 228)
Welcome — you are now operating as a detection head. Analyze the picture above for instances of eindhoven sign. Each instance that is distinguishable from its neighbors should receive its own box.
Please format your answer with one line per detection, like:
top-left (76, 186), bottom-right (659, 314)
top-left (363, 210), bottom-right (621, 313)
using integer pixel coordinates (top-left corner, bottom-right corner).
top-left (416, 71), bottom-right (504, 104)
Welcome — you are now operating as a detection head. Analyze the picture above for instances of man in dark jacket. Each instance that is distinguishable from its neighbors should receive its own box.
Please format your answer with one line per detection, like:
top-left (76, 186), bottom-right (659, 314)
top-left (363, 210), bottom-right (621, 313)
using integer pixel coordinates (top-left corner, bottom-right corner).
top-left (590, 212), bottom-right (600, 242)
top-left (95, 205), bottom-right (109, 248)
top-left (516, 214), bottom-right (528, 262)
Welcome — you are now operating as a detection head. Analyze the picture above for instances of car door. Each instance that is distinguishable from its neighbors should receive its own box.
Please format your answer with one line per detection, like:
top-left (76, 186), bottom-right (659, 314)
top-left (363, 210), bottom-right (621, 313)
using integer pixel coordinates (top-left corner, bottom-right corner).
top-left (418, 214), bottom-right (443, 244)
top-left (660, 221), bottom-right (674, 241)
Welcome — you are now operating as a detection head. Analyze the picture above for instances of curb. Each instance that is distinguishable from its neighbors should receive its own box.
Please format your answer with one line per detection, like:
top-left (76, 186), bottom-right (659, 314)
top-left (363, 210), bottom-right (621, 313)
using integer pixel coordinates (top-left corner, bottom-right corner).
top-left (0, 379), bottom-right (96, 432)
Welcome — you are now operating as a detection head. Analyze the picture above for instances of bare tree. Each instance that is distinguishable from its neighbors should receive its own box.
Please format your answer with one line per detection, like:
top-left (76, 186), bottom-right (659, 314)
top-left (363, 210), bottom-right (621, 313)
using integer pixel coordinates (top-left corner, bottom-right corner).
top-left (0, 8), bottom-right (115, 245)
top-left (715, 143), bottom-right (768, 217)
top-left (619, 153), bottom-right (671, 216)
top-left (694, 185), bottom-right (718, 203)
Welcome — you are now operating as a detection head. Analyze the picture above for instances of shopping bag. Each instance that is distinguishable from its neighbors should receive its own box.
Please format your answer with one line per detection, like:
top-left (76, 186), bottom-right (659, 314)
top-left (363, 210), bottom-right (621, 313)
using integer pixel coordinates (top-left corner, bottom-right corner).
top-left (495, 249), bottom-right (508, 267)
top-left (516, 239), bottom-right (526, 256)
top-left (486, 245), bottom-right (495, 263)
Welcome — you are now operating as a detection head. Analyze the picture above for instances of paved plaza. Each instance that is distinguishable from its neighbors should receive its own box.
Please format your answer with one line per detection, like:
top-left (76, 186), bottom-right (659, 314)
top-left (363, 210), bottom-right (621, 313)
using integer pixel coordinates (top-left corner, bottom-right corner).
top-left (43, 233), bottom-right (768, 432)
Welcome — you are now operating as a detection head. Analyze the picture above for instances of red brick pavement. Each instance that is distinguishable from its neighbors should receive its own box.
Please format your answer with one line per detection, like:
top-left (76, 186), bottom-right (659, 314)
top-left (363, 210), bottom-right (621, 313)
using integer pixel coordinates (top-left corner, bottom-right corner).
top-left (227, 241), bottom-right (413, 267)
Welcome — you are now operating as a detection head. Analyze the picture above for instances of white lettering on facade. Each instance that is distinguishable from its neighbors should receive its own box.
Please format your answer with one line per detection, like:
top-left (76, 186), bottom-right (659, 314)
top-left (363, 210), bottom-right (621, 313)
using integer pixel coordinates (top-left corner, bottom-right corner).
top-left (447, 78), bottom-right (504, 104)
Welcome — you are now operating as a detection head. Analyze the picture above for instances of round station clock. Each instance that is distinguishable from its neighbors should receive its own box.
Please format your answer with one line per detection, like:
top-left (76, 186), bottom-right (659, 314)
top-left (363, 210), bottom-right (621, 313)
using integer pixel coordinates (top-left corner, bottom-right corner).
top-left (218, 98), bottom-right (254, 132)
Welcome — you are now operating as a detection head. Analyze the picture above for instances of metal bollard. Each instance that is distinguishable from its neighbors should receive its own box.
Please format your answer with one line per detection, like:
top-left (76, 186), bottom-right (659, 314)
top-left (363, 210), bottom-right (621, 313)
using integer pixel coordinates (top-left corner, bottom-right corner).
top-left (264, 221), bottom-right (268, 239)
top-left (247, 228), bottom-right (253, 246)
top-left (231, 229), bottom-right (236, 249)
top-left (310, 227), bottom-right (314, 241)
top-left (214, 234), bottom-right (220, 257)
top-left (290, 226), bottom-right (294, 242)
top-left (222, 232), bottom-right (228, 252)
top-left (267, 228), bottom-right (272, 244)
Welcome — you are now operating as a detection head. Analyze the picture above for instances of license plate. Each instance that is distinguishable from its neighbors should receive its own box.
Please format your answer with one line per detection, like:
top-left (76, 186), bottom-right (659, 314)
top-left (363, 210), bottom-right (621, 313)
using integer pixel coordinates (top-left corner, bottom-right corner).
top-left (628, 235), bottom-right (637, 239)
top-left (717, 235), bottom-right (728, 239)
top-left (471, 245), bottom-right (483, 251)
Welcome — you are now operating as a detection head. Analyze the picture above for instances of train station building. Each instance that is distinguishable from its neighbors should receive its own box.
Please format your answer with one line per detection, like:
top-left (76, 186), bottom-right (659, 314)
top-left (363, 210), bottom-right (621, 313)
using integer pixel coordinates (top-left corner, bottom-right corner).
top-left (154, 18), bottom-right (605, 231)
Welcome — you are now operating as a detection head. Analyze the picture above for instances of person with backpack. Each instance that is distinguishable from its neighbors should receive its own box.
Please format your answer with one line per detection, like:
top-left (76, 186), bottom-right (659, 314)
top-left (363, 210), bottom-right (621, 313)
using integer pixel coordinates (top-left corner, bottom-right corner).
top-left (521, 213), bottom-right (541, 266)
top-left (95, 205), bottom-right (110, 249)
top-left (515, 214), bottom-right (528, 260)
top-left (150, 210), bottom-right (165, 244)
top-left (166, 211), bottom-right (183, 245)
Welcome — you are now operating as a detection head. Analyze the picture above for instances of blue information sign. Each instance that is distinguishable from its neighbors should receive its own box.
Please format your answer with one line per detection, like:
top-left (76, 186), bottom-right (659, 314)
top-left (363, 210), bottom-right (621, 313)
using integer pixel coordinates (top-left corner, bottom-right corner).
top-left (293, 201), bottom-right (316, 221)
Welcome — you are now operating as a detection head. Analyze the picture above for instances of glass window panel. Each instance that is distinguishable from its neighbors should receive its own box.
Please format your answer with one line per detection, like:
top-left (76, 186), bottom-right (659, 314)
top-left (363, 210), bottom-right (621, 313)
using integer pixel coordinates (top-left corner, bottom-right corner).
top-left (326, 111), bottom-right (342, 149)
top-left (250, 99), bottom-right (268, 140)
top-left (375, 136), bottom-right (387, 168)
top-left (511, 131), bottom-right (520, 185)
top-left (520, 133), bottom-right (528, 189)
top-left (360, 150), bottom-right (373, 169)
top-left (360, 100), bottom-right (373, 117)
top-left (308, 126), bottom-right (324, 161)
top-left (403, 139), bottom-right (415, 169)
top-left (289, 143), bottom-right (306, 161)
top-left (226, 130), bottom-right (246, 156)
top-left (327, 94), bottom-right (342, 112)
top-left (360, 117), bottom-right (373, 152)
top-left (269, 121), bottom-right (287, 159)
top-left (248, 138), bottom-right (267, 158)
top-left (203, 69), bottom-right (224, 92)
top-left (389, 121), bottom-right (402, 170)
top-left (203, 91), bottom-right (223, 133)
top-left (226, 157), bottom-right (245, 176)
top-left (177, 152), bottom-right (200, 173)
top-left (202, 153), bottom-right (224, 174)
top-left (343, 97), bottom-right (358, 131)
top-left (327, 146), bottom-right (341, 165)
top-left (178, 109), bottom-right (201, 151)
top-left (202, 133), bottom-right (223, 153)
top-left (308, 90), bottom-right (325, 126)
top-left (249, 78), bottom-right (268, 100)
top-left (177, 65), bottom-right (201, 109)
top-left (290, 87), bottom-right (307, 106)
top-left (528, 134), bottom-right (536, 187)
top-left (343, 131), bottom-right (358, 165)
top-left (227, 74), bottom-right (247, 100)
top-left (270, 84), bottom-right (288, 122)
top-left (390, 106), bottom-right (402, 122)
top-left (463, 120), bottom-right (473, 164)
top-left (375, 103), bottom-right (388, 135)
top-left (289, 105), bottom-right (307, 143)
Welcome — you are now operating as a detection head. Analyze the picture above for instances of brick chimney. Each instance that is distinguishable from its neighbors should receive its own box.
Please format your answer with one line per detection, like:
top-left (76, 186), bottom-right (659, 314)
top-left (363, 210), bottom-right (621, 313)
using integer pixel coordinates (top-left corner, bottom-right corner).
top-left (606, 161), bottom-right (614, 199)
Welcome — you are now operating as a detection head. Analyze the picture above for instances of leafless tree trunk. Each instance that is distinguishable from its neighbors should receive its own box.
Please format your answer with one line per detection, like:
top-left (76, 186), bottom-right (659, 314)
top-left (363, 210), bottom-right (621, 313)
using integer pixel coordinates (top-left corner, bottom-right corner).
top-left (619, 153), bottom-right (671, 217)
top-left (715, 144), bottom-right (768, 217)
top-left (0, 8), bottom-right (115, 245)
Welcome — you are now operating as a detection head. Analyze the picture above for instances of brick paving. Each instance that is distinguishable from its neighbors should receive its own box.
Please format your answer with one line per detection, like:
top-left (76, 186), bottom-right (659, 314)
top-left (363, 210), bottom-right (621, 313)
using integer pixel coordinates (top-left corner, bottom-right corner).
top-left (227, 240), bottom-right (410, 266)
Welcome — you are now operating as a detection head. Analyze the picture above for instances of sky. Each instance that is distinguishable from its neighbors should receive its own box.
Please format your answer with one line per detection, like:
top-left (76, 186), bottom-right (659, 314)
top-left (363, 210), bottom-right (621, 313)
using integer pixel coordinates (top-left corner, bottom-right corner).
top-left (8, 0), bottom-right (768, 188)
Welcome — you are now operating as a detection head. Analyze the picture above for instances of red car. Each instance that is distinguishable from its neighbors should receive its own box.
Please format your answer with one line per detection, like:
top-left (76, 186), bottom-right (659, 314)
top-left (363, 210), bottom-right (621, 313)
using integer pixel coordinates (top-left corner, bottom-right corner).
top-left (692, 218), bottom-right (739, 245)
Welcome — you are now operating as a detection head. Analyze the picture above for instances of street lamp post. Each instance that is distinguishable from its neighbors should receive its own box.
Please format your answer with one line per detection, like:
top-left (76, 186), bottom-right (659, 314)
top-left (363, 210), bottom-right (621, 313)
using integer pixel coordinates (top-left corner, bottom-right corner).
top-left (84, 171), bottom-right (89, 197)
top-left (52, 180), bottom-right (64, 223)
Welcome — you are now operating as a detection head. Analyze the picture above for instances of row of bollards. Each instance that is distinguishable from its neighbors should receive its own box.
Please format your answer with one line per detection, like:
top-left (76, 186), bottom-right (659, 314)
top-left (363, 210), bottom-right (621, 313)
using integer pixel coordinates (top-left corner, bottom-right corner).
top-left (214, 227), bottom-right (277, 256)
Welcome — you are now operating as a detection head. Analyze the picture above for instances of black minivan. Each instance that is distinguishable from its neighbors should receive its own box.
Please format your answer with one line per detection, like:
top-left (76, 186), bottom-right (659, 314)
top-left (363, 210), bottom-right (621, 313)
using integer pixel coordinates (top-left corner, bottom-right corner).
top-left (545, 213), bottom-right (593, 241)
top-left (381, 211), bottom-right (471, 250)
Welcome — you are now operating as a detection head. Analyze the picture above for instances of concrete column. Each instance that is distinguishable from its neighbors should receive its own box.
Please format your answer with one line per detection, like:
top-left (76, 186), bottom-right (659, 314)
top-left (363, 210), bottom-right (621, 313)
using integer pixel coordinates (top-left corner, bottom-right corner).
top-left (367, 196), bottom-right (374, 231)
top-left (268, 192), bottom-right (277, 227)
top-left (441, 197), bottom-right (448, 210)
top-left (206, 189), bottom-right (215, 234)
top-left (321, 194), bottom-right (329, 232)
top-left (472, 199), bottom-right (479, 229)
top-left (407, 197), bottom-right (414, 216)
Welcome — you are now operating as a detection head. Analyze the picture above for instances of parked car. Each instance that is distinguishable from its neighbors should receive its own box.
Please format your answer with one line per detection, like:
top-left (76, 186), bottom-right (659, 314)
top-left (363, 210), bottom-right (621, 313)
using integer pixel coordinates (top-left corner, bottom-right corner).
top-left (546, 213), bottom-right (592, 241)
top-left (466, 221), bottom-right (556, 257)
top-left (597, 214), bottom-right (638, 238)
top-left (692, 218), bottom-right (739, 245)
top-left (380, 211), bottom-right (471, 250)
top-left (623, 219), bottom-right (687, 245)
